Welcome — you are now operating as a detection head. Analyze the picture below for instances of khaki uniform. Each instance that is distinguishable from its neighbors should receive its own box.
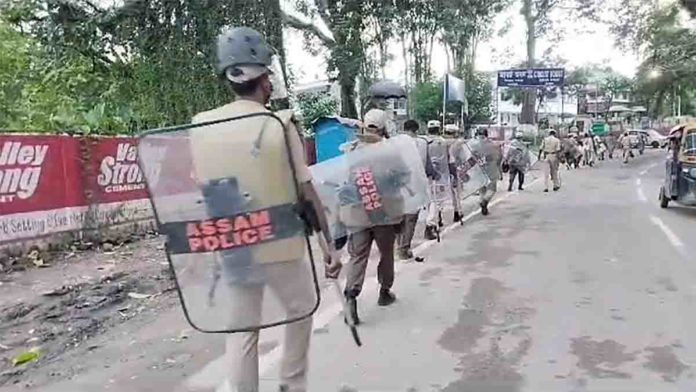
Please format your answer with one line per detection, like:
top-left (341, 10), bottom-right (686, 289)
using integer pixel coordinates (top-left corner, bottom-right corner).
top-left (344, 136), bottom-right (400, 297)
top-left (540, 135), bottom-right (562, 190)
top-left (425, 136), bottom-right (450, 226)
top-left (471, 138), bottom-right (502, 204)
top-left (396, 134), bottom-right (429, 257)
top-left (445, 137), bottom-right (462, 214)
top-left (192, 99), bottom-right (314, 392)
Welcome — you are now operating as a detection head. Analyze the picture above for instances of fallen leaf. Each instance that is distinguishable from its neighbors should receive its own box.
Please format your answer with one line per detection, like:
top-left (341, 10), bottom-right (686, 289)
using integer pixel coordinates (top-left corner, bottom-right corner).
top-left (12, 348), bottom-right (40, 366)
top-left (127, 292), bottom-right (151, 300)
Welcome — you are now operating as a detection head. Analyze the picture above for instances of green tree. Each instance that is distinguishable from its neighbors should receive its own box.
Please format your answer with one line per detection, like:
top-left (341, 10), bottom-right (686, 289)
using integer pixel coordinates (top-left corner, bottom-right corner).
top-left (412, 72), bottom-right (493, 125)
top-left (612, 2), bottom-right (696, 117)
top-left (295, 93), bottom-right (339, 131)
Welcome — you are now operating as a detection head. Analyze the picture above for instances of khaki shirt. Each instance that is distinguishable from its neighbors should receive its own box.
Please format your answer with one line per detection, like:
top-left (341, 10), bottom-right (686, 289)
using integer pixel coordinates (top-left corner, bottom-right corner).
top-left (540, 135), bottom-right (562, 154)
top-left (190, 99), bottom-right (309, 263)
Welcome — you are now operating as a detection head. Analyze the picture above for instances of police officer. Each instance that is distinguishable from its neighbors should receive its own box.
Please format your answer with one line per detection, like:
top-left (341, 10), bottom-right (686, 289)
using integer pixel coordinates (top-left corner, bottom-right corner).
top-left (344, 109), bottom-right (400, 324)
top-left (197, 27), bottom-right (340, 392)
top-left (505, 131), bottom-right (530, 191)
top-left (471, 128), bottom-right (502, 215)
top-left (444, 124), bottom-right (463, 222)
top-left (396, 119), bottom-right (433, 262)
top-left (424, 120), bottom-right (448, 239)
top-left (539, 129), bottom-right (562, 192)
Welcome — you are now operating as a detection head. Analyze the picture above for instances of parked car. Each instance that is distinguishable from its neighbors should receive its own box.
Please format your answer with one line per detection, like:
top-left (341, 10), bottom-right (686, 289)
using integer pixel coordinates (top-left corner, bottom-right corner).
top-left (645, 129), bottom-right (669, 148)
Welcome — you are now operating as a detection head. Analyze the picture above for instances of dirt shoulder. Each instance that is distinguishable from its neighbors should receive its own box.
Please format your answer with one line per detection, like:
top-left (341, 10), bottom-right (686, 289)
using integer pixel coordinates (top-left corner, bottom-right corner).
top-left (0, 236), bottom-right (177, 389)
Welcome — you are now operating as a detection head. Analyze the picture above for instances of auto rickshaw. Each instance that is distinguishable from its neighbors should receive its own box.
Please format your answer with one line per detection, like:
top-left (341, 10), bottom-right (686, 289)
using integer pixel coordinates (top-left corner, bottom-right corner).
top-left (659, 123), bottom-right (696, 208)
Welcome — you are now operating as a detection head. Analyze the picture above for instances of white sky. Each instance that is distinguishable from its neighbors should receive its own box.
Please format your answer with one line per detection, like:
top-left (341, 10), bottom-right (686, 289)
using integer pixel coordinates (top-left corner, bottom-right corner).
top-left (284, 0), bottom-right (642, 85)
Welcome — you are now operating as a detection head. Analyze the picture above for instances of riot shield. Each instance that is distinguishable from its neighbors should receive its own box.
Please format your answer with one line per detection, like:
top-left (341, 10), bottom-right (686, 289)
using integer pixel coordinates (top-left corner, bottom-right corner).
top-left (137, 113), bottom-right (320, 333)
top-left (450, 140), bottom-right (491, 199)
top-left (426, 136), bottom-right (451, 207)
top-left (311, 134), bottom-right (429, 240)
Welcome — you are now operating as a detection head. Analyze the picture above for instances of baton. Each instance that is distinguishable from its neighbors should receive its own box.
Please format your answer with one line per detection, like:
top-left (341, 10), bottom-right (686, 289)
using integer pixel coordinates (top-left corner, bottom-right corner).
top-left (316, 234), bottom-right (362, 347)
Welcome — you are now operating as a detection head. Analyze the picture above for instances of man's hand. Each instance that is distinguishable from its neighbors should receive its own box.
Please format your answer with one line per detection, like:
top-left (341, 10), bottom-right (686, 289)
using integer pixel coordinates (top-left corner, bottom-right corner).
top-left (323, 252), bottom-right (343, 279)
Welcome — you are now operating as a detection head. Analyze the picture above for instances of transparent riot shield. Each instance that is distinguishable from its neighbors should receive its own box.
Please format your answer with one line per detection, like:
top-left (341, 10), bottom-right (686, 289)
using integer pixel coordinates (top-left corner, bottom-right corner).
top-left (311, 134), bottom-right (429, 240)
top-left (137, 113), bottom-right (320, 333)
top-left (451, 140), bottom-right (491, 199)
top-left (426, 137), bottom-right (451, 208)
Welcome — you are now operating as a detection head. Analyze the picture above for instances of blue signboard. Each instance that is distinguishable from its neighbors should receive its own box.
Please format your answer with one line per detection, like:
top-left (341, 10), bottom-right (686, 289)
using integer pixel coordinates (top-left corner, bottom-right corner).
top-left (497, 68), bottom-right (565, 87)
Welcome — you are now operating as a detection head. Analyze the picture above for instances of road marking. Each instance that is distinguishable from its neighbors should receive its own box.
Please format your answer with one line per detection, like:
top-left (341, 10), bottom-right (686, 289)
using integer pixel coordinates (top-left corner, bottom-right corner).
top-left (650, 215), bottom-right (685, 251)
top-left (635, 178), bottom-right (648, 202)
top-left (639, 163), bottom-right (658, 176)
top-left (189, 177), bottom-right (542, 390)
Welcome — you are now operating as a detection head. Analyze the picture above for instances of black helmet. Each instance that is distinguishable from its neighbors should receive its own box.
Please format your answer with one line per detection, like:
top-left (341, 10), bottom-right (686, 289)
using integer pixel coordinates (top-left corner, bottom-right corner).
top-left (216, 27), bottom-right (274, 76)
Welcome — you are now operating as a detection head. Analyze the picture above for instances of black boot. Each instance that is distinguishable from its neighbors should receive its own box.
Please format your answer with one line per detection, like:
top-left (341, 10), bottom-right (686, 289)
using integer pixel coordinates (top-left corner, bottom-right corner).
top-left (480, 201), bottom-right (489, 216)
top-left (424, 225), bottom-right (437, 240)
top-left (345, 295), bottom-right (360, 325)
top-left (453, 211), bottom-right (462, 222)
top-left (377, 288), bottom-right (396, 306)
top-left (508, 183), bottom-right (513, 192)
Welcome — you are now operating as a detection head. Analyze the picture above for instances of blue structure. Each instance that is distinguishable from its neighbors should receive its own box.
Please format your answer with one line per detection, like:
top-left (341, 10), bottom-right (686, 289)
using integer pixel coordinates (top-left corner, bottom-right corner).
top-left (313, 117), bottom-right (358, 163)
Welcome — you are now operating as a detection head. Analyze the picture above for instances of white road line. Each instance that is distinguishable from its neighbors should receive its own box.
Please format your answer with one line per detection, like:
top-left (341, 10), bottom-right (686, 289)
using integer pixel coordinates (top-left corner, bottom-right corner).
top-left (650, 215), bottom-right (685, 251)
top-left (640, 162), bottom-right (658, 176)
top-left (635, 178), bottom-right (648, 202)
top-left (190, 178), bottom-right (542, 390)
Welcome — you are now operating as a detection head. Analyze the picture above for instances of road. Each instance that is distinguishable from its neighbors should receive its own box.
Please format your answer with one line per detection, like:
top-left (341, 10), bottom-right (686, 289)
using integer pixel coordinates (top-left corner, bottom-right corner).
top-left (250, 149), bottom-right (695, 392)
top-left (8, 149), bottom-right (695, 392)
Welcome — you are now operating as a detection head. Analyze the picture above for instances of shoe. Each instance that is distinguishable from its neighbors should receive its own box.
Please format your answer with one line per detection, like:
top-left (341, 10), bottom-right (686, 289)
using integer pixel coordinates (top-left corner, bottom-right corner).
top-left (518, 186), bottom-right (524, 191)
top-left (553, 187), bottom-right (560, 192)
top-left (508, 186), bottom-right (513, 192)
top-left (345, 295), bottom-right (360, 325)
top-left (544, 189), bottom-right (549, 193)
top-left (415, 256), bottom-right (425, 263)
top-left (397, 250), bottom-right (413, 260)
top-left (377, 289), bottom-right (396, 306)
top-left (279, 386), bottom-right (289, 392)
top-left (453, 211), bottom-right (462, 222)
top-left (424, 225), bottom-right (437, 240)
top-left (480, 201), bottom-right (489, 216)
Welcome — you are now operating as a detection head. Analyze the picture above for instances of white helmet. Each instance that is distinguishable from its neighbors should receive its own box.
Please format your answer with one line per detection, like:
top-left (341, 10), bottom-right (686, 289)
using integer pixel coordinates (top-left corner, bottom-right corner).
top-left (427, 120), bottom-right (441, 129)
top-left (444, 124), bottom-right (458, 134)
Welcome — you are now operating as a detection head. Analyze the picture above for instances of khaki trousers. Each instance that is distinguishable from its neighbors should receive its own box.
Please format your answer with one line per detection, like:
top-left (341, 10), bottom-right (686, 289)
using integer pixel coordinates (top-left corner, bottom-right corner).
top-left (543, 155), bottom-right (561, 190)
top-left (345, 225), bottom-right (397, 297)
top-left (225, 259), bottom-right (316, 392)
top-left (478, 181), bottom-right (498, 204)
top-left (396, 213), bottom-right (419, 254)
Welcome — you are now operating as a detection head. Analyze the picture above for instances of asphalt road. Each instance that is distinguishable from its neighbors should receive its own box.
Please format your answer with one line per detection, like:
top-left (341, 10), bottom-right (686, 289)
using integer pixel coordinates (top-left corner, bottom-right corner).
top-left (248, 149), bottom-right (695, 392)
top-left (18, 149), bottom-right (696, 392)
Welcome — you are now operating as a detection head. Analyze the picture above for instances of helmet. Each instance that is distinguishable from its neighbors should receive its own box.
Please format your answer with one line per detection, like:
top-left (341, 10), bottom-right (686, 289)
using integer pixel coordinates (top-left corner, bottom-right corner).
top-left (427, 120), bottom-right (441, 129)
top-left (216, 27), bottom-right (274, 76)
top-left (364, 109), bottom-right (389, 130)
top-left (444, 124), bottom-right (458, 134)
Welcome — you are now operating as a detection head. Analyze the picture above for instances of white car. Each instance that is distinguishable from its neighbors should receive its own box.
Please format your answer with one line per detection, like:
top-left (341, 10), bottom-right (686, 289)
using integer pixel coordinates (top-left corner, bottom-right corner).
top-left (645, 130), bottom-right (668, 148)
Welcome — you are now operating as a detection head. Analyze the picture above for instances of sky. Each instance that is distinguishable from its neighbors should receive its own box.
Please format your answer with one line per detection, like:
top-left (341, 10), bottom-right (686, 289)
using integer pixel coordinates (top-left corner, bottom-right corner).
top-left (283, 0), bottom-right (642, 85)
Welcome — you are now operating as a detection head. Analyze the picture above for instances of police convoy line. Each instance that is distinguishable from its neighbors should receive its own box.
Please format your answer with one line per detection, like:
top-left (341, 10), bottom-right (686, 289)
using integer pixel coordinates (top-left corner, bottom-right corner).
top-left (187, 176), bottom-right (543, 392)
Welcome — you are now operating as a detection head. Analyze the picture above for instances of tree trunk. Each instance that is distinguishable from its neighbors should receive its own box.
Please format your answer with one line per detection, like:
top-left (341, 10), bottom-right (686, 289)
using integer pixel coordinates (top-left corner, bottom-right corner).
top-left (339, 73), bottom-right (358, 118)
top-left (520, 0), bottom-right (536, 124)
